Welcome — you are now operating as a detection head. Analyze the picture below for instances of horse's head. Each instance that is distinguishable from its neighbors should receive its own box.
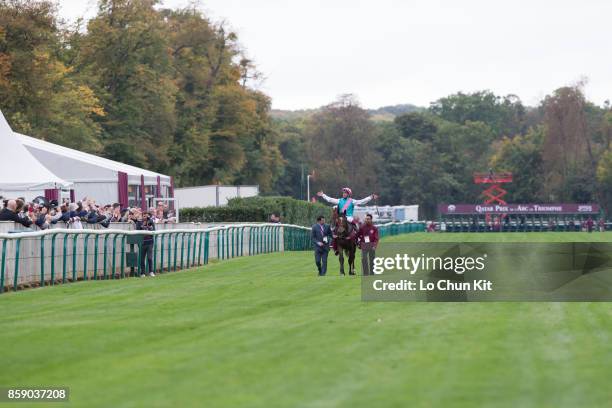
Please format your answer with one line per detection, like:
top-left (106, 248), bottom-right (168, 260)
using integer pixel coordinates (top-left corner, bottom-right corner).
top-left (336, 215), bottom-right (350, 237)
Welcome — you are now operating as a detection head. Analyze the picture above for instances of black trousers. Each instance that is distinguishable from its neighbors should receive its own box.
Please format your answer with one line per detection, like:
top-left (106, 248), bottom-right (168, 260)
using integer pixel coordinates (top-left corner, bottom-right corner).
top-left (140, 242), bottom-right (154, 274)
top-left (314, 248), bottom-right (329, 276)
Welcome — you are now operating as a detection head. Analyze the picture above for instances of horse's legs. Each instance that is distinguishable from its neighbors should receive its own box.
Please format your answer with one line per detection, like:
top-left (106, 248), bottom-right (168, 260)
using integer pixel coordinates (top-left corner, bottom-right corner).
top-left (348, 245), bottom-right (356, 275)
top-left (338, 249), bottom-right (345, 275)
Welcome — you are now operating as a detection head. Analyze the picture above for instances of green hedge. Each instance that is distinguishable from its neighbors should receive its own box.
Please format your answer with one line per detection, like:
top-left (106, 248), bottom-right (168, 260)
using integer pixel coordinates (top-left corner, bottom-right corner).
top-left (180, 196), bottom-right (331, 227)
top-left (180, 206), bottom-right (267, 223)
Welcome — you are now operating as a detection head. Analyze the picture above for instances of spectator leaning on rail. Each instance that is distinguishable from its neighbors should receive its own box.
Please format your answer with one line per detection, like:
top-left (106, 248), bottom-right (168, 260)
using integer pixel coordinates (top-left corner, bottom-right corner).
top-left (156, 201), bottom-right (168, 221)
top-left (109, 203), bottom-right (121, 222)
top-left (66, 202), bottom-right (83, 229)
top-left (0, 199), bottom-right (33, 227)
top-left (0, 195), bottom-right (177, 229)
top-left (16, 198), bottom-right (35, 226)
top-left (85, 202), bottom-right (111, 228)
top-left (58, 203), bottom-right (71, 223)
top-left (34, 204), bottom-right (53, 230)
top-left (148, 207), bottom-right (160, 223)
top-left (134, 209), bottom-right (156, 277)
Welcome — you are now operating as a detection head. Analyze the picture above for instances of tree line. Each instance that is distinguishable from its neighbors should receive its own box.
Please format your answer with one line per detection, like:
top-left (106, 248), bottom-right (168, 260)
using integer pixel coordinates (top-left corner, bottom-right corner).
top-left (1, 1), bottom-right (611, 218)
top-left (0, 0), bottom-right (281, 190)
top-left (277, 90), bottom-right (611, 218)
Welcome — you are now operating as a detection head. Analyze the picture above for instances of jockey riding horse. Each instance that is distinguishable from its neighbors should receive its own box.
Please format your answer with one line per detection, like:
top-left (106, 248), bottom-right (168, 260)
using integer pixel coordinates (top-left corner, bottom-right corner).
top-left (330, 207), bottom-right (358, 275)
top-left (317, 187), bottom-right (378, 254)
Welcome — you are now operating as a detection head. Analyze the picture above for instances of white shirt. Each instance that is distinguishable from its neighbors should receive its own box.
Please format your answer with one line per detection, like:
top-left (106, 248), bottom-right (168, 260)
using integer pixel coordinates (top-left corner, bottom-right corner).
top-left (320, 193), bottom-right (374, 206)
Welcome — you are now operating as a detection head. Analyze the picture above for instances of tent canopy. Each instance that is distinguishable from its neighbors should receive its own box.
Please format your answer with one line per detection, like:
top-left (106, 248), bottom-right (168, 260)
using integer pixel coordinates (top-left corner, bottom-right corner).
top-left (17, 133), bottom-right (171, 185)
top-left (0, 110), bottom-right (72, 192)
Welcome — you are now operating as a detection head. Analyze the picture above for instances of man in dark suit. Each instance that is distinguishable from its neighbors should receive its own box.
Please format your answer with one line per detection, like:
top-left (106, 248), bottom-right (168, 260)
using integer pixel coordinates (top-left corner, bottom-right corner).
top-left (135, 210), bottom-right (156, 277)
top-left (312, 215), bottom-right (333, 276)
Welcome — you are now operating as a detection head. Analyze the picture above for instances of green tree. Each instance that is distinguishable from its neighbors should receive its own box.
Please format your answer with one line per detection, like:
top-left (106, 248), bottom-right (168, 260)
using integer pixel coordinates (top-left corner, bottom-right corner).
top-left (430, 90), bottom-right (526, 137)
top-left (164, 7), bottom-right (238, 185)
top-left (489, 127), bottom-right (545, 202)
top-left (75, 0), bottom-right (176, 168)
top-left (233, 90), bottom-right (284, 192)
top-left (271, 118), bottom-right (307, 199)
top-left (163, 6), bottom-right (282, 190)
top-left (395, 138), bottom-right (460, 218)
top-left (305, 95), bottom-right (379, 198)
top-left (433, 119), bottom-right (496, 203)
top-left (0, 0), bottom-right (103, 151)
top-left (376, 117), bottom-right (492, 216)
top-left (541, 85), bottom-right (597, 202)
top-left (393, 112), bottom-right (437, 142)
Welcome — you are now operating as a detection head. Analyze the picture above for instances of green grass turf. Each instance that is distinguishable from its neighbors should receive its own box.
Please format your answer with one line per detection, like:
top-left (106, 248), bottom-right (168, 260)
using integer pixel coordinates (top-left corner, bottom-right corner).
top-left (1, 232), bottom-right (612, 407)
top-left (384, 231), bottom-right (612, 242)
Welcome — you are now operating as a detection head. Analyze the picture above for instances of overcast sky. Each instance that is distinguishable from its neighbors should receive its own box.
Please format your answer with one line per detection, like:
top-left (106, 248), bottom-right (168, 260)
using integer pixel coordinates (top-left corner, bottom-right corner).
top-left (58, 0), bottom-right (611, 110)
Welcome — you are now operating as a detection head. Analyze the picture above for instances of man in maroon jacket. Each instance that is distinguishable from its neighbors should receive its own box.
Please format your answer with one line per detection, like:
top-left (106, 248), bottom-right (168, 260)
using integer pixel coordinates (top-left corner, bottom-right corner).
top-left (357, 213), bottom-right (379, 276)
top-left (586, 216), bottom-right (594, 233)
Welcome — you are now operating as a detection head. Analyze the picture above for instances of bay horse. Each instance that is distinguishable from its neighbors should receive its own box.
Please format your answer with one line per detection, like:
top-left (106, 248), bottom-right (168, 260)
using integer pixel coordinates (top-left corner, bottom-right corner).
top-left (331, 208), bottom-right (357, 275)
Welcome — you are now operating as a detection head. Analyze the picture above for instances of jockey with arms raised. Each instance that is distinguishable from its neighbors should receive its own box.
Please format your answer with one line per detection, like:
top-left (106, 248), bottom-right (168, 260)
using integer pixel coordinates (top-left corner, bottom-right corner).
top-left (317, 187), bottom-right (379, 253)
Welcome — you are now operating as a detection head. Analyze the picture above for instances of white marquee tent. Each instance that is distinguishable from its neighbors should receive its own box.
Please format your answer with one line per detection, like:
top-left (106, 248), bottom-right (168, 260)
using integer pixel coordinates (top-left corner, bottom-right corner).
top-left (16, 132), bottom-right (173, 208)
top-left (0, 110), bottom-right (72, 200)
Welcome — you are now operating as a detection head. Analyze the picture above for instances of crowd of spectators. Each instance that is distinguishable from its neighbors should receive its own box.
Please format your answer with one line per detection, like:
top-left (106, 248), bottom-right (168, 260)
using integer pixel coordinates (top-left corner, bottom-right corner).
top-left (0, 196), bottom-right (177, 230)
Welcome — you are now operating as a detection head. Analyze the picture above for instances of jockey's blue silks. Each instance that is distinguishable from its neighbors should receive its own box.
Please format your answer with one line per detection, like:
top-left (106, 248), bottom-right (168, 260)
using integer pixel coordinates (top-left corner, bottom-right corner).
top-left (339, 197), bottom-right (354, 216)
top-left (320, 192), bottom-right (375, 220)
